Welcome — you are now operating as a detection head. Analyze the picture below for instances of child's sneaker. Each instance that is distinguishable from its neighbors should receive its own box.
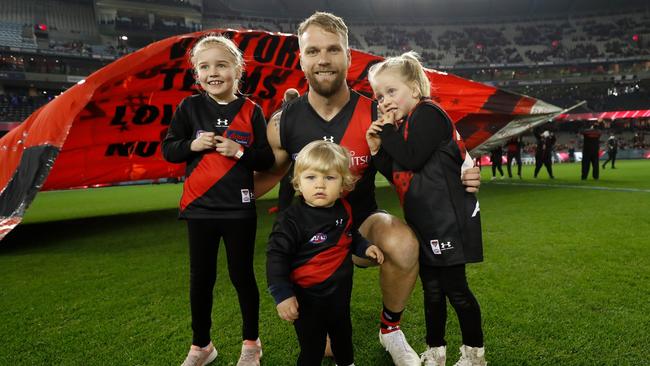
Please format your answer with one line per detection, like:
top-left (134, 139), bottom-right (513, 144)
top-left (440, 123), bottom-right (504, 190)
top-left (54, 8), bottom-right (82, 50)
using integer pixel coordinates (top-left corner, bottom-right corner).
top-left (421, 345), bottom-right (446, 366)
top-left (181, 342), bottom-right (217, 366)
top-left (237, 338), bottom-right (262, 366)
top-left (453, 345), bottom-right (487, 366)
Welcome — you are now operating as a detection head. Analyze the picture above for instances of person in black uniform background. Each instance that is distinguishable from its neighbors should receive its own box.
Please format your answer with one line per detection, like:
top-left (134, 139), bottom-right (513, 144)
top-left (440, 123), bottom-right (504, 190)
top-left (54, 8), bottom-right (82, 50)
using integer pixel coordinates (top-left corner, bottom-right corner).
top-left (534, 128), bottom-right (556, 179)
top-left (267, 141), bottom-right (384, 366)
top-left (581, 123), bottom-right (602, 180)
top-left (162, 35), bottom-right (274, 366)
top-left (602, 134), bottom-right (618, 169)
top-left (505, 136), bottom-right (523, 178)
top-left (367, 52), bottom-right (486, 366)
top-left (489, 146), bottom-right (504, 180)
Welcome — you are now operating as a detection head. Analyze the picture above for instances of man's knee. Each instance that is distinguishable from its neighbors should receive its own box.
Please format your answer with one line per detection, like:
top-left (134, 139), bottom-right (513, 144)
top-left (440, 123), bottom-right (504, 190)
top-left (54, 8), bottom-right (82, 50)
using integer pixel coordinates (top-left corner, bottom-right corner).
top-left (361, 214), bottom-right (418, 271)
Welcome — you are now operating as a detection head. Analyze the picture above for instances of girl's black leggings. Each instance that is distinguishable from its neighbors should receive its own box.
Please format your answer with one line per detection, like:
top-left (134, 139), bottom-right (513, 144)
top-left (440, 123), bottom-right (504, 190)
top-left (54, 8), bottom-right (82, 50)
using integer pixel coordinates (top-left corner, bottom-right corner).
top-left (187, 217), bottom-right (259, 347)
top-left (420, 264), bottom-right (484, 347)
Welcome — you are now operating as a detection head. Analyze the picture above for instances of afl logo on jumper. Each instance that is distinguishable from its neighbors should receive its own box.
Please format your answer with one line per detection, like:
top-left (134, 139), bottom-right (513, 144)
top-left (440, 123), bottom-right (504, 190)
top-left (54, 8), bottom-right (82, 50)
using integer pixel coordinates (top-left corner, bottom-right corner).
top-left (309, 233), bottom-right (327, 244)
top-left (430, 240), bottom-right (454, 255)
top-left (227, 130), bottom-right (252, 146)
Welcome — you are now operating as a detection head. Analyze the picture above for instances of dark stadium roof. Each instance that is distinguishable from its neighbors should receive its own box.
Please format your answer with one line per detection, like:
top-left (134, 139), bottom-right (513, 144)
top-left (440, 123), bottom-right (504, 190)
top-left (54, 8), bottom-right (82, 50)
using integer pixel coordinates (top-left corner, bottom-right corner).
top-left (214, 0), bottom-right (650, 21)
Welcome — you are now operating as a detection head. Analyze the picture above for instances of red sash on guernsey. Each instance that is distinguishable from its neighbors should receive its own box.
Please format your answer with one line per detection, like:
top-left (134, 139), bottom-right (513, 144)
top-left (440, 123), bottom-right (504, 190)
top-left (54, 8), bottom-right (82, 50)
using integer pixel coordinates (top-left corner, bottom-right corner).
top-left (393, 99), bottom-right (468, 205)
top-left (180, 98), bottom-right (256, 211)
top-left (339, 94), bottom-right (374, 179)
top-left (290, 199), bottom-right (354, 288)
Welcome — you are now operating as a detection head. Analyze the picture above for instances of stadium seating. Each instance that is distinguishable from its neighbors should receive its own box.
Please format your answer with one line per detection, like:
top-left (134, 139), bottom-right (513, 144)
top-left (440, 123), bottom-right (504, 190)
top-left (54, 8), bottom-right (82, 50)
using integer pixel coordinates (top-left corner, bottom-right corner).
top-left (0, 23), bottom-right (36, 49)
top-left (350, 11), bottom-right (650, 66)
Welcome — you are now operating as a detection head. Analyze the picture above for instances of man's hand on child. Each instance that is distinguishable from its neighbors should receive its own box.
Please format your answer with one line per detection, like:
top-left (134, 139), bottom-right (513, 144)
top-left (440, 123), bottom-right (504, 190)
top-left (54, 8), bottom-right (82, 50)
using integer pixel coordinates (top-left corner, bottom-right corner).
top-left (190, 132), bottom-right (216, 151)
top-left (365, 245), bottom-right (384, 264)
top-left (276, 296), bottom-right (299, 322)
top-left (462, 166), bottom-right (481, 193)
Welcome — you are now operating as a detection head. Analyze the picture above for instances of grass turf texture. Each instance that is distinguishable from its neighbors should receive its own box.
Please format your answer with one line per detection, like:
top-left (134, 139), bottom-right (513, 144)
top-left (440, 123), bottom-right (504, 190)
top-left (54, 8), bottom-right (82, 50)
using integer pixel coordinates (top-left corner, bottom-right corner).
top-left (1, 160), bottom-right (648, 365)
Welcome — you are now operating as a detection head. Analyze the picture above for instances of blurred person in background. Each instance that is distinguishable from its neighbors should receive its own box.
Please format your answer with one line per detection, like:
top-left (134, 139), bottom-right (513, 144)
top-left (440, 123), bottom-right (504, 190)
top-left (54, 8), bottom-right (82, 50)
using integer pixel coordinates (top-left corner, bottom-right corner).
top-left (505, 136), bottom-right (523, 179)
top-left (490, 146), bottom-right (504, 180)
top-left (534, 127), bottom-right (556, 179)
top-left (602, 134), bottom-right (618, 169)
top-left (581, 123), bottom-right (602, 180)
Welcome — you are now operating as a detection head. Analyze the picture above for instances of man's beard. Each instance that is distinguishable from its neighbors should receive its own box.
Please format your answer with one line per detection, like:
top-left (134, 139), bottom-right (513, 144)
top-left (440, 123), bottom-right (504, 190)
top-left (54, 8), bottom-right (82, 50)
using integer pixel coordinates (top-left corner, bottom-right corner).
top-left (305, 71), bottom-right (346, 98)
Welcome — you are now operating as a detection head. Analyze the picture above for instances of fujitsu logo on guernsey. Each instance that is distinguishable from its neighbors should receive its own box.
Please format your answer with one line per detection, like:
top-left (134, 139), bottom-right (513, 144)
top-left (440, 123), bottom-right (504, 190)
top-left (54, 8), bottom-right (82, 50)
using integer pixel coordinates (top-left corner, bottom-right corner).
top-left (349, 150), bottom-right (370, 168)
top-left (430, 239), bottom-right (454, 255)
top-left (322, 136), bottom-right (334, 143)
top-left (309, 233), bottom-right (327, 244)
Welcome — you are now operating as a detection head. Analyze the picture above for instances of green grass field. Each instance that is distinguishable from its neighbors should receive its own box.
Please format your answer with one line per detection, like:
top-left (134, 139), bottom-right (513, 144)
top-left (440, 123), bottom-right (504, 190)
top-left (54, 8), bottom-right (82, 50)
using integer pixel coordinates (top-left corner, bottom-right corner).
top-left (1, 160), bottom-right (649, 365)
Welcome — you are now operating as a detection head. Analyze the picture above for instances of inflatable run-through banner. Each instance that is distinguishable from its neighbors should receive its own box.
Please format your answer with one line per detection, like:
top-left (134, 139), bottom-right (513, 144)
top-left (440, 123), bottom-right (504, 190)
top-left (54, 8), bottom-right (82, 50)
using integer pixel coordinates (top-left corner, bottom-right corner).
top-left (0, 29), bottom-right (562, 240)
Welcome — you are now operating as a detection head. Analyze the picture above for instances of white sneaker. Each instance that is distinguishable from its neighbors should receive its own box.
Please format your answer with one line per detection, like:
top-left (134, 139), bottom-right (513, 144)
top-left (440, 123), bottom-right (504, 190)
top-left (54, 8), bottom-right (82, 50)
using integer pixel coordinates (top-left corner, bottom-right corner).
top-left (378, 330), bottom-right (421, 366)
top-left (421, 345), bottom-right (446, 366)
top-left (453, 345), bottom-right (487, 366)
top-left (237, 338), bottom-right (262, 366)
top-left (181, 342), bottom-right (218, 366)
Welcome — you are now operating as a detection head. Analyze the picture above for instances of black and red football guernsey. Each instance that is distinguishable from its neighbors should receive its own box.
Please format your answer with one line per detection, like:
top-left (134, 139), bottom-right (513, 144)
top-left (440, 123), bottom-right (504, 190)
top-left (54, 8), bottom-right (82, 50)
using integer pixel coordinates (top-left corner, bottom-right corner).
top-left (266, 198), bottom-right (370, 304)
top-left (162, 94), bottom-right (274, 219)
top-left (373, 99), bottom-right (483, 267)
top-left (279, 90), bottom-right (378, 224)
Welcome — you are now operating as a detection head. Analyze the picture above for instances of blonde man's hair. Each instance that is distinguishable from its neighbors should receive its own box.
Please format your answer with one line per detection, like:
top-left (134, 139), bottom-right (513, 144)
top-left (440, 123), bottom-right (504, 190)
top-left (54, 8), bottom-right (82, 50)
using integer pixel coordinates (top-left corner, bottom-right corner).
top-left (189, 34), bottom-right (244, 92)
top-left (292, 140), bottom-right (357, 192)
top-left (368, 51), bottom-right (431, 98)
top-left (297, 11), bottom-right (349, 50)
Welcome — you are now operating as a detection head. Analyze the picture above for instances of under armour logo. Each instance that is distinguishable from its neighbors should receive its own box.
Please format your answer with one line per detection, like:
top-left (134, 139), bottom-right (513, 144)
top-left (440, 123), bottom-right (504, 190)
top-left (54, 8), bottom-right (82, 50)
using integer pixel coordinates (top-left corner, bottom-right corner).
top-left (323, 136), bottom-right (334, 143)
top-left (215, 118), bottom-right (229, 127)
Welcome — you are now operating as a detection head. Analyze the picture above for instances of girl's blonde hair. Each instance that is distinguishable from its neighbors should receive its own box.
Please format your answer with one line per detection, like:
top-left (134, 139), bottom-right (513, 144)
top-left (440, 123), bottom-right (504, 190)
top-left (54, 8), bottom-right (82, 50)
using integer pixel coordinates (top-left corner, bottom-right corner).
top-left (368, 51), bottom-right (431, 98)
top-left (292, 140), bottom-right (357, 192)
top-left (189, 34), bottom-right (244, 92)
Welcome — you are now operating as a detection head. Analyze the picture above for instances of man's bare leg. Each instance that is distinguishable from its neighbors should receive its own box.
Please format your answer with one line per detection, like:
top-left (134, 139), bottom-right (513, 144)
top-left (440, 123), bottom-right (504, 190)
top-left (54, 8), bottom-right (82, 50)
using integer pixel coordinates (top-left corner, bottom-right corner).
top-left (355, 212), bottom-right (421, 365)
top-left (357, 212), bottom-right (419, 312)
